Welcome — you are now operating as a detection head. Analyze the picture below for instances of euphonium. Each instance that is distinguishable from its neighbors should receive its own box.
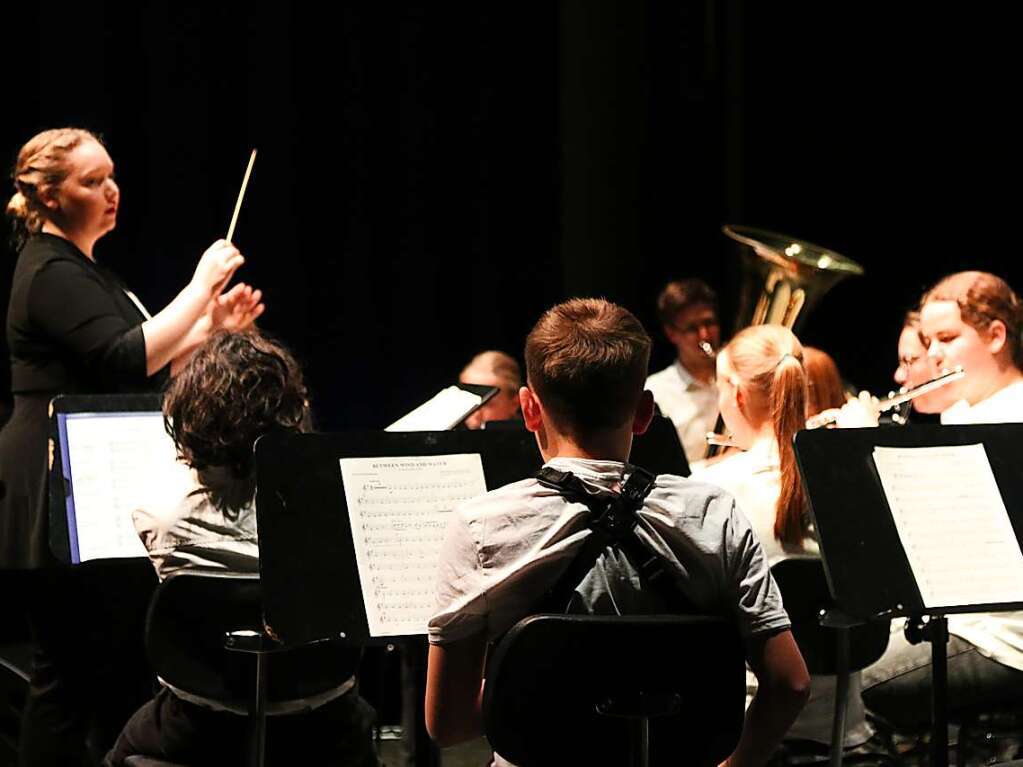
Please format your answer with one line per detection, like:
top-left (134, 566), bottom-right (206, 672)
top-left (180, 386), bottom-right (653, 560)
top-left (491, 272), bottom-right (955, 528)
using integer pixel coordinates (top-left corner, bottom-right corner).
top-left (724, 224), bottom-right (864, 333)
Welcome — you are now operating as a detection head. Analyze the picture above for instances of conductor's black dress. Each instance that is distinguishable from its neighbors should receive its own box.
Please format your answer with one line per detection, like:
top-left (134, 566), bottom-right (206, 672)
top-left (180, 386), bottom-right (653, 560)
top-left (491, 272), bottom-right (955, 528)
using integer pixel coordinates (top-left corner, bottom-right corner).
top-left (0, 232), bottom-right (167, 568)
top-left (0, 232), bottom-right (168, 766)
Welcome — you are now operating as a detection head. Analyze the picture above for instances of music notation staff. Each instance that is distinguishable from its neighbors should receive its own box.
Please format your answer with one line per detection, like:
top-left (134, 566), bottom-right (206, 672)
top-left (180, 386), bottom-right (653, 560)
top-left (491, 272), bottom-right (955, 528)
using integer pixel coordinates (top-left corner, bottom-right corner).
top-left (338, 454), bottom-right (488, 637)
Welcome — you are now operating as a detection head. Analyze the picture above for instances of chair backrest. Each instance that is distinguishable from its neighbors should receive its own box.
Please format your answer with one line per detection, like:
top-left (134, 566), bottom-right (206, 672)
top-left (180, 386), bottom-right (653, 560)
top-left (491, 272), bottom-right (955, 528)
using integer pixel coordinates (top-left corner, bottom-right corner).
top-left (146, 572), bottom-right (360, 708)
top-left (483, 614), bottom-right (745, 767)
top-left (770, 557), bottom-right (890, 674)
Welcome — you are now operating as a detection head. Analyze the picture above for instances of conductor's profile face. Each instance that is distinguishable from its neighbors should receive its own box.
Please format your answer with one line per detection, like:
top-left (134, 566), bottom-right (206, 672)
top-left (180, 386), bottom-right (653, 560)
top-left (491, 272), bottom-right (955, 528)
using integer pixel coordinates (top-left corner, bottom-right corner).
top-left (44, 139), bottom-right (119, 240)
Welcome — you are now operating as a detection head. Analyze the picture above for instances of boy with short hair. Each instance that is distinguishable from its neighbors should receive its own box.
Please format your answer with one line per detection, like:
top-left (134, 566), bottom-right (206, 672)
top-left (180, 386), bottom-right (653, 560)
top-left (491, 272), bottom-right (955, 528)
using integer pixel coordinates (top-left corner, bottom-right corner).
top-left (425, 298), bottom-right (809, 766)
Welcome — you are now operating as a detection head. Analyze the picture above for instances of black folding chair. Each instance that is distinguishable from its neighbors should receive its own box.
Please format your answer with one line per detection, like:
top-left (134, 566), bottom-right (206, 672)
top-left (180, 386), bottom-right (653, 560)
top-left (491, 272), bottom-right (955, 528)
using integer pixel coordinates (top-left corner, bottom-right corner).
top-left (483, 613), bottom-right (745, 767)
top-left (770, 558), bottom-right (893, 767)
top-left (124, 571), bottom-right (361, 767)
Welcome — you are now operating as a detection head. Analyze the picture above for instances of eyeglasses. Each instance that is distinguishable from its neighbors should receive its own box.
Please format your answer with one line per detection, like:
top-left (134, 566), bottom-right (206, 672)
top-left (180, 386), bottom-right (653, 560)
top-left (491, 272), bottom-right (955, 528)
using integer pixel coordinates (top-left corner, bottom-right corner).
top-left (671, 318), bottom-right (719, 335)
top-left (898, 354), bottom-right (922, 367)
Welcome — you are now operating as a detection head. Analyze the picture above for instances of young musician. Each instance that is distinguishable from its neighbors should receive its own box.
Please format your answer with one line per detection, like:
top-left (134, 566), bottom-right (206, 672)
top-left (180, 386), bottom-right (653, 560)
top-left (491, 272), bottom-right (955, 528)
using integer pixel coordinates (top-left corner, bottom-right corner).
top-left (645, 279), bottom-right (721, 463)
top-left (921, 271), bottom-right (1023, 421)
top-left (692, 326), bottom-right (875, 750)
top-left (863, 271), bottom-right (1023, 728)
top-left (692, 327), bottom-right (814, 564)
top-left (105, 330), bottom-right (378, 766)
top-left (426, 298), bottom-right (809, 767)
top-left (458, 350), bottom-right (522, 429)
top-left (0, 127), bottom-right (262, 767)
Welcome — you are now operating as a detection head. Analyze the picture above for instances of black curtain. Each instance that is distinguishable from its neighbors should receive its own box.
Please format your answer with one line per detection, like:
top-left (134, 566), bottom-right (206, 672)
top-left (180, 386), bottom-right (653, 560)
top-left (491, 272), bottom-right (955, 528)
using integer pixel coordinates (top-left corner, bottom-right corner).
top-left (3, 1), bottom-right (1020, 427)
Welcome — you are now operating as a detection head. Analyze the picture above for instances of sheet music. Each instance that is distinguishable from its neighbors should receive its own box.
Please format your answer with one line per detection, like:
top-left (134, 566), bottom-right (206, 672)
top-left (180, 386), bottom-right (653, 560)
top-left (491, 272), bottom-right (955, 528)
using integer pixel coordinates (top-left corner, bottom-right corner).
top-left (872, 444), bottom-right (1023, 608)
top-left (63, 413), bottom-right (194, 562)
top-left (339, 454), bottom-right (488, 636)
top-left (385, 386), bottom-right (483, 432)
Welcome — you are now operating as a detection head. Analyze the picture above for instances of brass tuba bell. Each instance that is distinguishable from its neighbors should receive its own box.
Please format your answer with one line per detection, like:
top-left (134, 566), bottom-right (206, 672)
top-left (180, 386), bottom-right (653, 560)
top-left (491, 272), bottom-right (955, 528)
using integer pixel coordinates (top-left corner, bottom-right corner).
top-left (724, 224), bottom-right (864, 333)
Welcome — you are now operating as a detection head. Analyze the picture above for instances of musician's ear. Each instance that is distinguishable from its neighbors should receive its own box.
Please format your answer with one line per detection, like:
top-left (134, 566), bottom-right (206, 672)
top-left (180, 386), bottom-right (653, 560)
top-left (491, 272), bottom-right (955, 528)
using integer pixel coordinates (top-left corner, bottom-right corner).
top-left (734, 383), bottom-right (747, 416)
top-left (39, 185), bottom-right (60, 211)
top-left (520, 386), bottom-right (543, 433)
top-left (986, 319), bottom-right (1008, 357)
top-left (632, 390), bottom-right (655, 435)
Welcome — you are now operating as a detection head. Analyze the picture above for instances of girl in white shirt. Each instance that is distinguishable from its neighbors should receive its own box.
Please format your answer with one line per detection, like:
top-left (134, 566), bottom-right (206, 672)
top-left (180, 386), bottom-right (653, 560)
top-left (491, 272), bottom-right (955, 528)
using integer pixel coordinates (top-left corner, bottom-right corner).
top-left (863, 271), bottom-right (1023, 732)
top-left (694, 325), bottom-right (874, 749)
top-left (695, 325), bottom-right (814, 563)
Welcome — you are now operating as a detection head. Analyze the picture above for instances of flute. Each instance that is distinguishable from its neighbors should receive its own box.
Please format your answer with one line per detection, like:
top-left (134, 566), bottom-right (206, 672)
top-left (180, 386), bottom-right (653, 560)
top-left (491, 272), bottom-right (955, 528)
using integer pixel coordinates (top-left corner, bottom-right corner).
top-left (804, 366), bottom-right (965, 429)
top-left (706, 366), bottom-right (966, 446)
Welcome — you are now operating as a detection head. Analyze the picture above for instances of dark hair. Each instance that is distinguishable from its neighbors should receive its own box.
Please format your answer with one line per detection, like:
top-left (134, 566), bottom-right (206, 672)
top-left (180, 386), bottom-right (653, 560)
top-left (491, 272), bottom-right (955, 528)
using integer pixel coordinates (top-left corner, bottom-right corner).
top-left (525, 298), bottom-right (651, 438)
top-left (656, 279), bottom-right (718, 327)
top-left (921, 271), bottom-right (1023, 369)
top-left (7, 128), bottom-right (103, 249)
top-left (163, 330), bottom-right (309, 477)
top-left (723, 325), bottom-right (809, 547)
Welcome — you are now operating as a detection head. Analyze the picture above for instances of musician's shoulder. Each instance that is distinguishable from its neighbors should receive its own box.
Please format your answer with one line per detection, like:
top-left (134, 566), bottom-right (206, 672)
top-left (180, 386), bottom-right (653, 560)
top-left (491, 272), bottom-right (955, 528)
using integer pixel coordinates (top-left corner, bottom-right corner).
top-left (453, 476), bottom-right (534, 517)
top-left (648, 471), bottom-right (739, 512)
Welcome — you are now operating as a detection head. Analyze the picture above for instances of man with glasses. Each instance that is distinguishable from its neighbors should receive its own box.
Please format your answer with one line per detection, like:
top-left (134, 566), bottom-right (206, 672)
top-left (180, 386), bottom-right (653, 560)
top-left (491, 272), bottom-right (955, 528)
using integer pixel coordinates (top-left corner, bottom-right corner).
top-left (646, 278), bottom-right (721, 463)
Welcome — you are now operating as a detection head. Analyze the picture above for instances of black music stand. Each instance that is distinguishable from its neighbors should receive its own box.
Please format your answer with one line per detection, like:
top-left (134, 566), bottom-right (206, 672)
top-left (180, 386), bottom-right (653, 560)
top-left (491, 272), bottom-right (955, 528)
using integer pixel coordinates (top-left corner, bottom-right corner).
top-left (793, 424), bottom-right (1023, 767)
top-left (451, 383), bottom-right (500, 428)
top-left (254, 429), bottom-right (542, 646)
top-left (389, 383), bottom-right (499, 431)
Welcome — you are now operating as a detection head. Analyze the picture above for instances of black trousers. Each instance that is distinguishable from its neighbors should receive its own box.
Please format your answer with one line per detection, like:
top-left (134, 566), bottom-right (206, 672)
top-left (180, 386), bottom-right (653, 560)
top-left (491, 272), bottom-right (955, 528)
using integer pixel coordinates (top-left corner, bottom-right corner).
top-left (103, 686), bottom-right (379, 767)
top-left (18, 562), bottom-right (157, 767)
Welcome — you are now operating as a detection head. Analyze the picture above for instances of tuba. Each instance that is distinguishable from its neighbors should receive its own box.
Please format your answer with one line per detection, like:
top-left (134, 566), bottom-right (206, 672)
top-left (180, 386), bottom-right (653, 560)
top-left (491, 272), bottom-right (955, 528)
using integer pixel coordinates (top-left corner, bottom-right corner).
top-left (704, 225), bottom-right (864, 457)
top-left (724, 224), bottom-right (863, 333)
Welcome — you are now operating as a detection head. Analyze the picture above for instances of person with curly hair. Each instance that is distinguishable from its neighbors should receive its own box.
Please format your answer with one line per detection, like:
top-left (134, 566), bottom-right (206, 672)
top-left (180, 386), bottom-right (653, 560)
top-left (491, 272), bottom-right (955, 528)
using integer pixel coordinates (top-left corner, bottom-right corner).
top-left (131, 329), bottom-right (308, 579)
top-left (105, 330), bottom-right (378, 766)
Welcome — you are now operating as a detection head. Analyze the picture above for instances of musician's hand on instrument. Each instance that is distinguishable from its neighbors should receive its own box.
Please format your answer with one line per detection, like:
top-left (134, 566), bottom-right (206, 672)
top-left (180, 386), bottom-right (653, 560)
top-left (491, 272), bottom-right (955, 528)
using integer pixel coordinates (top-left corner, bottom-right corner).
top-left (211, 283), bottom-right (264, 331)
top-left (191, 239), bottom-right (245, 299)
top-left (834, 391), bottom-right (880, 428)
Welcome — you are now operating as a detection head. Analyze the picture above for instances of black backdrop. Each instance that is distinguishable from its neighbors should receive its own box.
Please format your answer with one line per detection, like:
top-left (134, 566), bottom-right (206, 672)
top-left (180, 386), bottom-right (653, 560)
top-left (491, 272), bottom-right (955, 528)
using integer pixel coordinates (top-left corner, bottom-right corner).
top-left (2, 2), bottom-right (1019, 429)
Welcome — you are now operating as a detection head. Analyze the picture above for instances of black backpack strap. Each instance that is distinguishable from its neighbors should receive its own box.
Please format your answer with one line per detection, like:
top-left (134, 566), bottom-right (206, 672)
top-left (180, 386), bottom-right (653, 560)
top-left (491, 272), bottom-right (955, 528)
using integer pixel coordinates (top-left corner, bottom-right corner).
top-left (534, 465), bottom-right (695, 614)
top-left (534, 467), bottom-right (614, 611)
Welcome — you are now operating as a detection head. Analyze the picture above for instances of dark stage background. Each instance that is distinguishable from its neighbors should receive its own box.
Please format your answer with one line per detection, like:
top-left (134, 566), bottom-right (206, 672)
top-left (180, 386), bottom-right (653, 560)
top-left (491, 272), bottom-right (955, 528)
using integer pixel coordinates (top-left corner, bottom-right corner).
top-left (2, 2), bottom-right (1020, 430)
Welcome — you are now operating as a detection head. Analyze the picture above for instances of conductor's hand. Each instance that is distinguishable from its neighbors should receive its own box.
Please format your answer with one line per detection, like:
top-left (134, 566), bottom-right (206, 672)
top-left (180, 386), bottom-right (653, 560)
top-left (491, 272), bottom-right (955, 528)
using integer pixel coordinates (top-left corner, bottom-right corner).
top-left (211, 283), bottom-right (265, 332)
top-left (192, 239), bottom-right (245, 298)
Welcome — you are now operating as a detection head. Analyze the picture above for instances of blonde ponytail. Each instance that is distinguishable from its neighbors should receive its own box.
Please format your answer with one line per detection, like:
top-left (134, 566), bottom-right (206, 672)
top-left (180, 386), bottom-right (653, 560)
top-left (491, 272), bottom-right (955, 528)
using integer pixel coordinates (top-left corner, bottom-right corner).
top-left (721, 325), bottom-right (810, 547)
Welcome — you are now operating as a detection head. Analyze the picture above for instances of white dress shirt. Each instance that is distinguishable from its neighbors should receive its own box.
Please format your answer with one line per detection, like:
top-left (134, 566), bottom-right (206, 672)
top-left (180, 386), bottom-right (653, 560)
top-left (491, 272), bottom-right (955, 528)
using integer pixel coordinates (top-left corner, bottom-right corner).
top-left (940, 379), bottom-right (1023, 672)
top-left (645, 360), bottom-right (719, 464)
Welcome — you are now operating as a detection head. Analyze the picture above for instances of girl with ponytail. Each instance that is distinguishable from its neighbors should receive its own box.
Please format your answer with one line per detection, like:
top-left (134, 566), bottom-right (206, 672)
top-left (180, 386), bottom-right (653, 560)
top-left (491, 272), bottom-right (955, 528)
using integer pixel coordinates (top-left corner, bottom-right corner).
top-left (693, 325), bottom-right (879, 748)
top-left (693, 324), bottom-right (815, 558)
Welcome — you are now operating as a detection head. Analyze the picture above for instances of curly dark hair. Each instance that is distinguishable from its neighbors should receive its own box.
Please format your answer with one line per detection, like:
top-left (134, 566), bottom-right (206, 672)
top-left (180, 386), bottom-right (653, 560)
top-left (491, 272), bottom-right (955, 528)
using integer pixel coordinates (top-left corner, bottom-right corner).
top-left (163, 330), bottom-right (309, 477)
